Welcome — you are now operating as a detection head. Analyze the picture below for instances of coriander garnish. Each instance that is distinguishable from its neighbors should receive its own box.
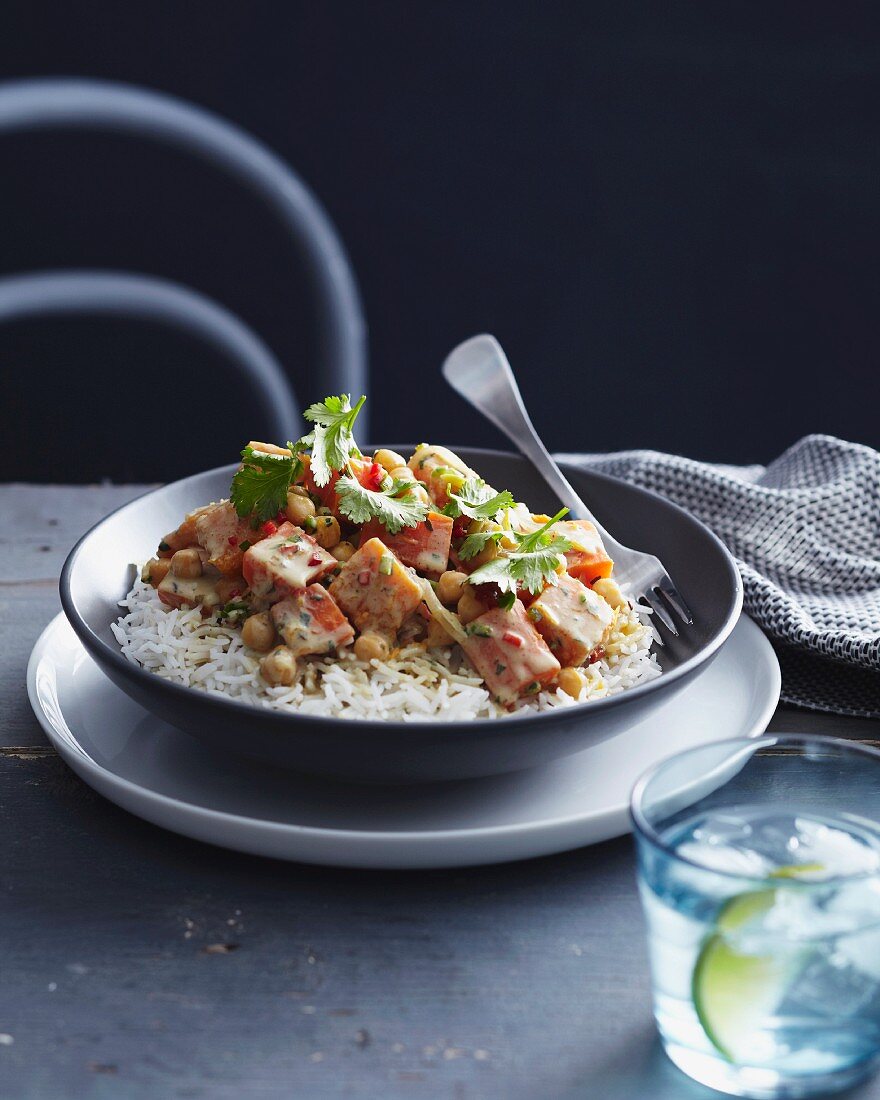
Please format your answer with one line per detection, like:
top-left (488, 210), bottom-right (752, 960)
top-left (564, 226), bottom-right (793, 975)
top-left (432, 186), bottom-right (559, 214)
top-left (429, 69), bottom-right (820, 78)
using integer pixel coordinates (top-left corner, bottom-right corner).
top-left (467, 508), bottom-right (572, 595)
top-left (229, 394), bottom-right (429, 534)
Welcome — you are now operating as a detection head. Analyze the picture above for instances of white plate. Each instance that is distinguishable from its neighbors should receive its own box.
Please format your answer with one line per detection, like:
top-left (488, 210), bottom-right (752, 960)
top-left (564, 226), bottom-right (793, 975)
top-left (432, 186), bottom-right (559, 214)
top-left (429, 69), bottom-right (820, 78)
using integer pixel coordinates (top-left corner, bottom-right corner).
top-left (28, 614), bottom-right (780, 869)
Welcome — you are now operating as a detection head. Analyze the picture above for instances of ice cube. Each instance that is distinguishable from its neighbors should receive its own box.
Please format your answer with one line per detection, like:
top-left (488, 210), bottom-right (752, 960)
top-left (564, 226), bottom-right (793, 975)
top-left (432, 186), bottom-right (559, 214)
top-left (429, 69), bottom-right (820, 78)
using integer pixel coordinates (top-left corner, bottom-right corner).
top-left (791, 817), bottom-right (880, 877)
top-left (784, 948), bottom-right (879, 1018)
top-left (692, 813), bottom-right (754, 847)
top-left (826, 879), bottom-right (880, 979)
top-left (676, 841), bottom-right (774, 878)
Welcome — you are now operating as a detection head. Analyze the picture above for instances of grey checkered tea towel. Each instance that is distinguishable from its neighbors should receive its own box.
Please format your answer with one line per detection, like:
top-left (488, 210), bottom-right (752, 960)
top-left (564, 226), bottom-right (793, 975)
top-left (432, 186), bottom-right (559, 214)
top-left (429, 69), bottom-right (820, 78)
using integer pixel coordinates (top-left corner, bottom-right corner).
top-left (558, 435), bottom-right (880, 719)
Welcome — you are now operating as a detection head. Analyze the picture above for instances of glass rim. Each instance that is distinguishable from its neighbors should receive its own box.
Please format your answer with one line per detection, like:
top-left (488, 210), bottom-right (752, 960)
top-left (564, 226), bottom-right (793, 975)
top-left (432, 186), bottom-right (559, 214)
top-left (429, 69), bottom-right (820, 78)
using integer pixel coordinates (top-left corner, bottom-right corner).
top-left (629, 733), bottom-right (880, 887)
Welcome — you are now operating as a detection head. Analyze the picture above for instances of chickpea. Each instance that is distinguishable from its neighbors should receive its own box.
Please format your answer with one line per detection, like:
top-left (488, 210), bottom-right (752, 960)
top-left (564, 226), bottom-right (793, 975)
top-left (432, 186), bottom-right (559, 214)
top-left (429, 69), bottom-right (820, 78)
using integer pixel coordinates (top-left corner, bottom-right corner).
top-left (467, 531), bottom-right (500, 568)
top-left (409, 483), bottom-right (431, 505)
top-left (332, 540), bottom-right (356, 562)
top-left (286, 490), bottom-right (316, 526)
top-left (389, 465), bottom-right (416, 483)
top-left (558, 667), bottom-right (587, 700)
top-left (313, 515), bottom-right (341, 549)
top-left (593, 576), bottom-right (627, 611)
top-left (241, 611), bottom-right (276, 652)
top-left (142, 557), bottom-right (172, 587)
top-left (457, 584), bottom-right (486, 625)
top-left (425, 619), bottom-right (454, 648)
top-left (437, 570), bottom-right (468, 606)
top-left (260, 645), bottom-right (297, 686)
top-left (354, 631), bottom-right (390, 663)
top-left (171, 548), bottom-right (202, 579)
top-left (289, 484), bottom-right (310, 498)
top-left (373, 448), bottom-right (407, 473)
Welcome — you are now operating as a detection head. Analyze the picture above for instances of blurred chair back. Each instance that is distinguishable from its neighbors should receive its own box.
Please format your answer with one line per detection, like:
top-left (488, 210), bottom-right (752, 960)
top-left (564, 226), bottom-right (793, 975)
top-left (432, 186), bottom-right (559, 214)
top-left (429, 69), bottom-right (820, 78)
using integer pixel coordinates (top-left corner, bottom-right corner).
top-left (0, 77), bottom-right (368, 457)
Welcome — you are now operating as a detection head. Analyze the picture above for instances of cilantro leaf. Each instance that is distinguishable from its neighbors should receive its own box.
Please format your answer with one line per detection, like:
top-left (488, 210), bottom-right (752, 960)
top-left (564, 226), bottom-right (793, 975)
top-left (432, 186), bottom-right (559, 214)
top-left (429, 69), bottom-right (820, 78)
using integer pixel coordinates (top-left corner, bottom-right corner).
top-left (467, 508), bottom-right (572, 595)
top-left (515, 515), bottom-right (570, 554)
top-left (217, 599), bottom-right (250, 624)
top-left (303, 394), bottom-right (365, 486)
top-left (289, 432), bottom-right (314, 456)
top-left (458, 528), bottom-right (505, 561)
top-left (444, 478), bottom-right (515, 521)
top-left (467, 537), bottom-right (571, 595)
top-left (230, 446), bottom-right (295, 522)
top-left (335, 476), bottom-right (428, 534)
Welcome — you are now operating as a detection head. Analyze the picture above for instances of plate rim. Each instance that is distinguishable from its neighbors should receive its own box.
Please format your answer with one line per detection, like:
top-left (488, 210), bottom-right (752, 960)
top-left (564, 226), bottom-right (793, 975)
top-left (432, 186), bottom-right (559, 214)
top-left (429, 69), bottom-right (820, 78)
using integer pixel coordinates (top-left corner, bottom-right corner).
top-left (27, 612), bottom-right (780, 859)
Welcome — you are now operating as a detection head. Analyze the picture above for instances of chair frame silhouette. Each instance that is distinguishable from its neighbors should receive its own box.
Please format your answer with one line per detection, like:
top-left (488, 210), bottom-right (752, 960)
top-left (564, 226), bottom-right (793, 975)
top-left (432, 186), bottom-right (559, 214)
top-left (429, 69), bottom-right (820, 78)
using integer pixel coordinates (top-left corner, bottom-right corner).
top-left (0, 77), bottom-right (368, 442)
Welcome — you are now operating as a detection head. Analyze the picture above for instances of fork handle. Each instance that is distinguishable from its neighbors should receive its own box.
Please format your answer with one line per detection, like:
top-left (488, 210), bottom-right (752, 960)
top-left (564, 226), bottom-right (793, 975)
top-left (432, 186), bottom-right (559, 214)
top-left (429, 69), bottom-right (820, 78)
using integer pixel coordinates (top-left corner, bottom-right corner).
top-left (442, 335), bottom-right (614, 542)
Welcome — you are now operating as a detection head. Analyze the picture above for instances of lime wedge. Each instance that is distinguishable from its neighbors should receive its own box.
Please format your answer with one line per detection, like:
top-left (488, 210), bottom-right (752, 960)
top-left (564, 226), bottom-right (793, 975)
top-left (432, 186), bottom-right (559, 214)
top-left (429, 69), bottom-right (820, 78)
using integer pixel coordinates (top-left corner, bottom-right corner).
top-left (693, 882), bottom-right (808, 1062)
top-left (770, 861), bottom-right (825, 880)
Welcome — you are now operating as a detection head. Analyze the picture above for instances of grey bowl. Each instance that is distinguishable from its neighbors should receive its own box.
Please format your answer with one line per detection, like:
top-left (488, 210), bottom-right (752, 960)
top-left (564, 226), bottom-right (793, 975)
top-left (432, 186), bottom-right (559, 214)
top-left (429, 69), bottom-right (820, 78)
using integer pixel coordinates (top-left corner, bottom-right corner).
top-left (59, 449), bottom-right (742, 783)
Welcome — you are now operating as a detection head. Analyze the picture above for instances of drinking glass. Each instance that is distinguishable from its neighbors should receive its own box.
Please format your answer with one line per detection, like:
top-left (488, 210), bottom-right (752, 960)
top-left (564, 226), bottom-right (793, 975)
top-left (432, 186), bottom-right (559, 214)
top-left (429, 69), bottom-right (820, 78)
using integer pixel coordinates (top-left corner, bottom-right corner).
top-left (631, 735), bottom-right (880, 1098)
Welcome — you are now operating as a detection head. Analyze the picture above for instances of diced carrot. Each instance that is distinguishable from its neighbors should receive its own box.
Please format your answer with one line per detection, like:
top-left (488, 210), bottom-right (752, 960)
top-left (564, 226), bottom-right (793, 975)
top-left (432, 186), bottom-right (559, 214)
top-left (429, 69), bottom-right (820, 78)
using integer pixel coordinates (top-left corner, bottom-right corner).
top-left (556, 520), bottom-right (614, 584)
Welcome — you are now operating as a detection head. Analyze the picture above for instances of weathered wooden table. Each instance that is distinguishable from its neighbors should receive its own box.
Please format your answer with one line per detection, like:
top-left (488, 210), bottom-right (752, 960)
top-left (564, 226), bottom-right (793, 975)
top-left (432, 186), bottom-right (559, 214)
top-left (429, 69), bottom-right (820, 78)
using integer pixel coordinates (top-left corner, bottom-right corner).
top-left (3, 485), bottom-right (879, 1100)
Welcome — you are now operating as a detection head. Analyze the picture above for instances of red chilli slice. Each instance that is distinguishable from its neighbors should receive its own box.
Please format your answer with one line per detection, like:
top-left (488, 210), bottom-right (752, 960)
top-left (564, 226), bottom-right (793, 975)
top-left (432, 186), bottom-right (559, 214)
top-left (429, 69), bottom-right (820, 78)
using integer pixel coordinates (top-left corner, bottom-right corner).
top-left (363, 462), bottom-right (384, 492)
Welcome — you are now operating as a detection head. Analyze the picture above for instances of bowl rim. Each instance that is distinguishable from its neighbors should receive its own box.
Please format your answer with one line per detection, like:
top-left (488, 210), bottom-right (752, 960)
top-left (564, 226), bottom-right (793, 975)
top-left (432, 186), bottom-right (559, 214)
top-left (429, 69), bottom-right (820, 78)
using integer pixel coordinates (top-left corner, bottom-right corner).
top-left (59, 447), bottom-right (744, 735)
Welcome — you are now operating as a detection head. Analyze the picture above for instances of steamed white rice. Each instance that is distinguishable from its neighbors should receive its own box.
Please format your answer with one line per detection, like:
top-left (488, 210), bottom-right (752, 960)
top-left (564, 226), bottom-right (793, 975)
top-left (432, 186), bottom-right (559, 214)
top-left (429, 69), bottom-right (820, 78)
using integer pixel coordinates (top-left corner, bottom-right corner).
top-left (112, 575), bottom-right (662, 722)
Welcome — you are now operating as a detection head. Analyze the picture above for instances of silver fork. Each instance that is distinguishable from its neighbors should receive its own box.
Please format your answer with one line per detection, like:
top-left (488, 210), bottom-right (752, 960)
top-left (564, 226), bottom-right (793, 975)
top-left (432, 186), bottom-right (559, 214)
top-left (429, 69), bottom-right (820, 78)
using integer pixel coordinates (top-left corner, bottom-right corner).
top-left (441, 334), bottom-right (693, 635)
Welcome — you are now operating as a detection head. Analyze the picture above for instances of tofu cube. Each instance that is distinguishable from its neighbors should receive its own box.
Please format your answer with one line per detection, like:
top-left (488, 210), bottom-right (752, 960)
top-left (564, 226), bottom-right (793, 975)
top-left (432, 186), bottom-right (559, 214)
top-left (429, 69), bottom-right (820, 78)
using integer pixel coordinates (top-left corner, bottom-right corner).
top-left (271, 586), bottom-right (355, 657)
top-left (242, 522), bottom-right (337, 601)
top-left (460, 600), bottom-right (560, 704)
top-left (329, 537), bottom-right (423, 635)
top-left (528, 573), bottom-right (614, 666)
top-left (157, 572), bottom-right (220, 612)
top-left (195, 500), bottom-right (261, 576)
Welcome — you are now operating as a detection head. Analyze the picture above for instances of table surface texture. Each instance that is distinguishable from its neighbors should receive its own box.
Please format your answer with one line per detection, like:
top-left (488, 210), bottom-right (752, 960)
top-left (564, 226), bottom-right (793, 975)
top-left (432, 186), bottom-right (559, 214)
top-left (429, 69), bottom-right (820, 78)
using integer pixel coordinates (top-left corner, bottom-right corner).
top-left (2, 484), bottom-right (879, 1100)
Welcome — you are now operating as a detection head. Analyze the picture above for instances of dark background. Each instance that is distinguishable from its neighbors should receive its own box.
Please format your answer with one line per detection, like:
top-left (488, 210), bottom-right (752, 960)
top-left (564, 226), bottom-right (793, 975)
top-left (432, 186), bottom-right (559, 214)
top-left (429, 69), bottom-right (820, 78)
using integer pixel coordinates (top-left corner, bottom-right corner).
top-left (1, 2), bottom-right (878, 482)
